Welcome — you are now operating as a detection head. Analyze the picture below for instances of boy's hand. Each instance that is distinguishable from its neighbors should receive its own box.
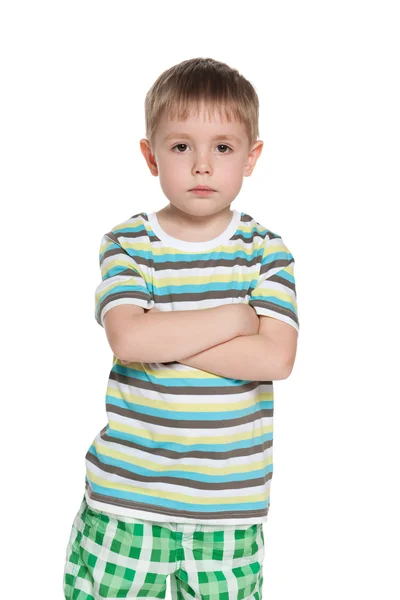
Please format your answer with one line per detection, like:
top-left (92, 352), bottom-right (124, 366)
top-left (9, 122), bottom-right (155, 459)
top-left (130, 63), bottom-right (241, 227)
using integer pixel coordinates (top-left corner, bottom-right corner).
top-left (236, 303), bottom-right (260, 336)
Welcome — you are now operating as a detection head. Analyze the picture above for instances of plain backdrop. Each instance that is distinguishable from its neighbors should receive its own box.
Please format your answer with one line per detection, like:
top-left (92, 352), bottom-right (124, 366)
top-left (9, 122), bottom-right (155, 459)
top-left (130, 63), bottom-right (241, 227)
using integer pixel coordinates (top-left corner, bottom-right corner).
top-left (1, 1), bottom-right (399, 598)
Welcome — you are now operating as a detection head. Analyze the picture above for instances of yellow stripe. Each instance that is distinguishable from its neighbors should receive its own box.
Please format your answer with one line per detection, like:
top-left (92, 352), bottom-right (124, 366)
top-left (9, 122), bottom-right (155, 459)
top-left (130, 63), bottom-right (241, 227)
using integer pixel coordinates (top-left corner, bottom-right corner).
top-left (263, 240), bottom-right (288, 254)
top-left (94, 440), bottom-right (272, 475)
top-left (122, 239), bottom-right (262, 257)
top-left (87, 469), bottom-right (270, 505)
top-left (256, 286), bottom-right (295, 303)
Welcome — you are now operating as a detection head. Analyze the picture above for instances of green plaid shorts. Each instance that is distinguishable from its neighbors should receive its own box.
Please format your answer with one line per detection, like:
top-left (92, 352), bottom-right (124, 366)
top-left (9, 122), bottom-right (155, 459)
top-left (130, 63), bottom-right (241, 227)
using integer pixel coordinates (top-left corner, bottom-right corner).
top-left (63, 495), bottom-right (265, 599)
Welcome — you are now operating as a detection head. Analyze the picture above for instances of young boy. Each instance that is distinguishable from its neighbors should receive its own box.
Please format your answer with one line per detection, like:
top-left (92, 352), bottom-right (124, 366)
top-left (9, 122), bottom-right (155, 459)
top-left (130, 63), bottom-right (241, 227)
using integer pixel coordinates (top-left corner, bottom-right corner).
top-left (64, 57), bottom-right (299, 599)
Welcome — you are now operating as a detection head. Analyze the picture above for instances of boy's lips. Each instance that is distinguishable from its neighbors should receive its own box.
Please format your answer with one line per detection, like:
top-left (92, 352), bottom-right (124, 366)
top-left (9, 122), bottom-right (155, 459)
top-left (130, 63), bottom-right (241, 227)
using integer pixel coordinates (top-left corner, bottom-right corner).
top-left (189, 185), bottom-right (216, 196)
top-left (190, 185), bottom-right (216, 191)
top-left (189, 188), bottom-right (216, 196)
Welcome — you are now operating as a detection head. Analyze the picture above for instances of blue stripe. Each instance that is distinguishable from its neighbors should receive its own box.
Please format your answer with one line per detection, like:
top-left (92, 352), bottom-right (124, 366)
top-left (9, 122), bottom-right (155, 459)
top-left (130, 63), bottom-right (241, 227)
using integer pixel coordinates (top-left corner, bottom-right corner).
top-left (114, 225), bottom-right (148, 235)
top-left (277, 268), bottom-right (296, 284)
top-left (100, 284), bottom-right (148, 298)
top-left (102, 246), bottom-right (255, 264)
top-left (105, 265), bottom-right (144, 278)
top-left (151, 249), bottom-right (253, 263)
top-left (111, 364), bottom-right (250, 387)
top-left (262, 250), bottom-right (293, 266)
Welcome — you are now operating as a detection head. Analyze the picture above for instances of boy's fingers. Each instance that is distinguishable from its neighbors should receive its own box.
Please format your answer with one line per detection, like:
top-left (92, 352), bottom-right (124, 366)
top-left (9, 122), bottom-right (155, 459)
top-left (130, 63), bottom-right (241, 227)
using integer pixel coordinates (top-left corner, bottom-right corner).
top-left (147, 306), bottom-right (161, 313)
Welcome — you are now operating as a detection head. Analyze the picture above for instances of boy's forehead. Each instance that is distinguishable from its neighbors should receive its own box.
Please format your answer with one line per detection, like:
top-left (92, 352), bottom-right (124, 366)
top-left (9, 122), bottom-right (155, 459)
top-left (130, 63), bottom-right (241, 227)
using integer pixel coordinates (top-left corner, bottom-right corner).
top-left (157, 109), bottom-right (247, 140)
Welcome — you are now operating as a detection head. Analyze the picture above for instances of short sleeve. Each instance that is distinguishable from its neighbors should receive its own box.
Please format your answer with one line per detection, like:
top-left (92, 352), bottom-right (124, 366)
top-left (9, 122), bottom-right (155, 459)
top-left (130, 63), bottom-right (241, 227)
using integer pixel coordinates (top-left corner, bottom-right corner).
top-left (94, 231), bottom-right (153, 327)
top-left (249, 236), bottom-right (299, 333)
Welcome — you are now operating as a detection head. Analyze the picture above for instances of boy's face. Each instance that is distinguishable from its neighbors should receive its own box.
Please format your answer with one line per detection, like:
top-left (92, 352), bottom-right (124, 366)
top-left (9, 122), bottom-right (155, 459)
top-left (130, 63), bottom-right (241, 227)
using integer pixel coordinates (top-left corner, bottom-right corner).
top-left (140, 104), bottom-right (263, 220)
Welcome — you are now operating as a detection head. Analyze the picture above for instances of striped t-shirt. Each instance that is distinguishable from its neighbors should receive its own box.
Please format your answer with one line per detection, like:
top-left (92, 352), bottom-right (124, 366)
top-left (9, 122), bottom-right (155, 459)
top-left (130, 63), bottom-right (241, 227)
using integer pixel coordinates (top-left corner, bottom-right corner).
top-left (85, 209), bottom-right (299, 525)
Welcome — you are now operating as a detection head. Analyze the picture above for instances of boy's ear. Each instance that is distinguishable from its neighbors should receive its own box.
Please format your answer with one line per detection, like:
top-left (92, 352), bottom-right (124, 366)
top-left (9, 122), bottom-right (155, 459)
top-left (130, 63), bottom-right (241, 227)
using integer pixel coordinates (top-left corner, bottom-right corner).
top-left (140, 139), bottom-right (158, 176)
top-left (244, 140), bottom-right (264, 177)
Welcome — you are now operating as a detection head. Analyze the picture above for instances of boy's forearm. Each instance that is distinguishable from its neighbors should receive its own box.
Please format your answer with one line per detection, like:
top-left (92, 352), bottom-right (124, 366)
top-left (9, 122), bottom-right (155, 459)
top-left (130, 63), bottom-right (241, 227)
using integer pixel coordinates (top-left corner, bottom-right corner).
top-left (177, 334), bottom-right (288, 381)
top-left (117, 305), bottom-right (243, 364)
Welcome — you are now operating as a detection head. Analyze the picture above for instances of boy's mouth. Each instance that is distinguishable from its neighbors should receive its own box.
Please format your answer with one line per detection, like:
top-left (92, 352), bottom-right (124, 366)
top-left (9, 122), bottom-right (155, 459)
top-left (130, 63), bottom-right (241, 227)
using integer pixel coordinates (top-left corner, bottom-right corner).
top-left (190, 185), bottom-right (216, 191)
top-left (189, 185), bottom-right (216, 196)
top-left (189, 187), bottom-right (216, 196)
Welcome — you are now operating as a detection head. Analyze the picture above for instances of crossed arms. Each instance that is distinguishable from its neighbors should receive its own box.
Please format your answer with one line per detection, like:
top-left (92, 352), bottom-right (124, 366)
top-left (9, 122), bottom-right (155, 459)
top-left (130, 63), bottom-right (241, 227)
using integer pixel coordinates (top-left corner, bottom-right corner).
top-left (105, 303), bottom-right (297, 382)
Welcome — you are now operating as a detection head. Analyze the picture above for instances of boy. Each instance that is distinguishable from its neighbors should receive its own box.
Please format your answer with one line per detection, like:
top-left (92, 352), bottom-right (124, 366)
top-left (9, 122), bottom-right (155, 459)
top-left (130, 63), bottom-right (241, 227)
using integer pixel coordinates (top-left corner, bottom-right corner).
top-left (64, 57), bottom-right (299, 599)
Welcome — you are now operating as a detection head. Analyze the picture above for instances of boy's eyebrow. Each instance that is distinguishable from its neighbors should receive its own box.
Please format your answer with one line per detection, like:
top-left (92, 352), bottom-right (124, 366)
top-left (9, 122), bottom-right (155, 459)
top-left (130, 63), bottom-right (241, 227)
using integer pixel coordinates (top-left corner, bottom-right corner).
top-left (164, 133), bottom-right (242, 144)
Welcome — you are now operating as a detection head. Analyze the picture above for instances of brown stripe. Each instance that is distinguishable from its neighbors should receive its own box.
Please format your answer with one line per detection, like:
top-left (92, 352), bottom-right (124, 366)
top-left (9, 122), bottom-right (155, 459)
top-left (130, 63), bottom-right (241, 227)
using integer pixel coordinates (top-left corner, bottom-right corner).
top-left (259, 258), bottom-right (293, 277)
top-left (271, 270), bottom-right (297, 293)
top-left (250, 300), bottom-right (299, 326)
top-left (101, 243), bottom-right (153, 270)
top-left (99, 291), bottom-right (150, 317)
top-left (105, 402), bottom-right (273, 429)
top-left (85, 481), bottom-right (269, 521)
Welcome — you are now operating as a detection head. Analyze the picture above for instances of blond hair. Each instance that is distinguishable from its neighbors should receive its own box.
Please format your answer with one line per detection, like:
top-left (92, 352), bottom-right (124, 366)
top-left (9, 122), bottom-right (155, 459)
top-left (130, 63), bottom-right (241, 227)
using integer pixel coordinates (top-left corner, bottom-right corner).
top-left (144, 57), bottom-right (259, 148)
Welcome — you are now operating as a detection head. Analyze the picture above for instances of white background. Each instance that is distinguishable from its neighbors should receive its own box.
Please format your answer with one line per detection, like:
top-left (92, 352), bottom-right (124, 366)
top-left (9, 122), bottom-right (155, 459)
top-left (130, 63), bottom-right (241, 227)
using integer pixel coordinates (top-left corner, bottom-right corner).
top-left (1, 1), bottom-right (399, 598)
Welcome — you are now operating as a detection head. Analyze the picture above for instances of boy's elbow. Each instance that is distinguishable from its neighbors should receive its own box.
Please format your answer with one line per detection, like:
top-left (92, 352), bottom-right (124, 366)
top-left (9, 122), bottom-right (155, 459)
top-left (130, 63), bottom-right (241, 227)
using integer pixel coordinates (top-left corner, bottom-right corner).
top-left (113, 338), bottom-right (140, 363)
top-left (280, 359), bottom-right (295, 380)
top-left (112, 341), bottom-right (129, 362)
top-left (103, 333), bottom-right (128, 361)
top-left (101, 315), bottom-right (139, 361)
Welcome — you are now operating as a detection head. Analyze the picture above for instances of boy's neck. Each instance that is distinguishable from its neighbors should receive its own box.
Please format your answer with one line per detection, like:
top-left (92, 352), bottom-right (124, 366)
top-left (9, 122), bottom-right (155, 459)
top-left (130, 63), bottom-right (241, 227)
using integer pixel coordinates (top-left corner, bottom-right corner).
top-left (155, 205), bottom-right (234, 243)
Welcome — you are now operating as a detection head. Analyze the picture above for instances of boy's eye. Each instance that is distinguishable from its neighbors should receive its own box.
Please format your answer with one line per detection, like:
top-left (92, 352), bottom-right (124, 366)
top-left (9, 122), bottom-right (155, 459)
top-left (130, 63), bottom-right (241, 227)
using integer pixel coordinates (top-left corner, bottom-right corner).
top-left (173, 144), bottom-right (189, 152)
top-left (171, 143), bottom-right (232, 153)
top-left (216, 144), bottom-right (231, 153)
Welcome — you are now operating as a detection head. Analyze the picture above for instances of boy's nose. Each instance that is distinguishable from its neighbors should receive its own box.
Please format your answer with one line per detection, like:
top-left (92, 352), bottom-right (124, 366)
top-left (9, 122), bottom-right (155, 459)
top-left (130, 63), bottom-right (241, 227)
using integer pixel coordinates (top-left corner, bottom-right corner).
top-left (192, 159), bottom-right (212, 175)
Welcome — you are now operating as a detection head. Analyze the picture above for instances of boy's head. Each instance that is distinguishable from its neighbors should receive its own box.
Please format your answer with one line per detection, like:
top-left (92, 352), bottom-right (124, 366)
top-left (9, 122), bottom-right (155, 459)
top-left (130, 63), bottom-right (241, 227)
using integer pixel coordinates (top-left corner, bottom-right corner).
top-left (140, 57), bottom-right (263, 220)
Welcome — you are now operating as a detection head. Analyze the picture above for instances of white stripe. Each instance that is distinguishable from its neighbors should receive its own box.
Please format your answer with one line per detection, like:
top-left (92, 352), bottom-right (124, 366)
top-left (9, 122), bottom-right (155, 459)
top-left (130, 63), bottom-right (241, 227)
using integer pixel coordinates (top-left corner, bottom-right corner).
top-left (92, 432), bottom-right (272, 468)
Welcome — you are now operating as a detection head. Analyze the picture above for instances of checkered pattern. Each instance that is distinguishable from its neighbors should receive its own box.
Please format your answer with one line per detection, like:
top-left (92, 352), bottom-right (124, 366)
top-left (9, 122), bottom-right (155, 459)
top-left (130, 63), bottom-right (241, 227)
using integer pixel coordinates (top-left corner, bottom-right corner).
top-left (64, 495), bottom-right (265, 599)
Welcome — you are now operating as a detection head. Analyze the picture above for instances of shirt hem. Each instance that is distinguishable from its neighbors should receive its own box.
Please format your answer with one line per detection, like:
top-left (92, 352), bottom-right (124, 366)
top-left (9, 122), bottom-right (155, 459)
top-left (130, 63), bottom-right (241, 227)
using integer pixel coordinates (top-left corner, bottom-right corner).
top-left (84, 489), bottom-right (269, 526)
